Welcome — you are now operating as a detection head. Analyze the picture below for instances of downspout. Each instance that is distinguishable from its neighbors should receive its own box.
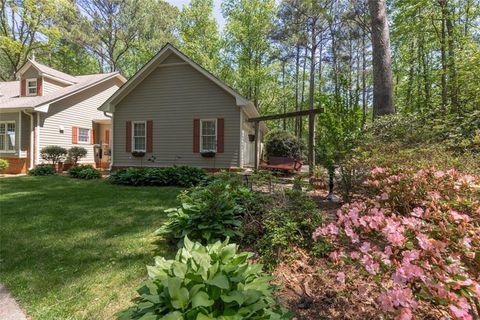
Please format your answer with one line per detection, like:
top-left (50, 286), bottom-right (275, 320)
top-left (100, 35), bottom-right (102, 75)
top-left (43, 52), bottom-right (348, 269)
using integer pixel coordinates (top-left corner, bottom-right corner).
top-left (103, 111), bottom-right (113, 171)
top-left (22, 110), bottom-right (34, 169)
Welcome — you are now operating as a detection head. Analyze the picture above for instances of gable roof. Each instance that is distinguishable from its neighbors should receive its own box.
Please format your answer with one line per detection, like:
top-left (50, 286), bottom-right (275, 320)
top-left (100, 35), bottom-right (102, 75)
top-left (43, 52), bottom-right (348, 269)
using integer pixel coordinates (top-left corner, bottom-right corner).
top-left (98, 43), bottom-right (261, 119)
top-left (17, 59), bottom-right (79, 84)
top-left (0, 72), bottom-right (126, 112)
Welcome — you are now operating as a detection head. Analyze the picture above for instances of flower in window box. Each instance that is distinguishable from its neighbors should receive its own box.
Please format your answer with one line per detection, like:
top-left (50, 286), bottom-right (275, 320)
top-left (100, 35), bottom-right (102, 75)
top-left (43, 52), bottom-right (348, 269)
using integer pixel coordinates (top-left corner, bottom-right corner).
top-left (200, 151), bottom-right (216, 158)
top-left (131, 151), bottom-right (146, 158)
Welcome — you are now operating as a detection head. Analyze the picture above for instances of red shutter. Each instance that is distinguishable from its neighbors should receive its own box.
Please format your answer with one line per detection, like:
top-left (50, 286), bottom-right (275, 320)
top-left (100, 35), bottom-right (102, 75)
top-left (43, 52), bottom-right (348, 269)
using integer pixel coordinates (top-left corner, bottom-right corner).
top-left (37, 77), bottom-right (42, 96)
top-left (21, 80), bottom-right (26, 96)
top-left (72, 127), bottom-right (78, 144)
top-left (126, 121), bottom-right (132, 152)
top-left (146, 120), bottom-right (153, 153)
top-left (90, 129), bottom-right (95, 144)
top-left (105, 129), bottom-right (110, 146)
top-left (193, 119), bottom-right (200, 153)
top-left (217, 118), bottom-right (224, 153)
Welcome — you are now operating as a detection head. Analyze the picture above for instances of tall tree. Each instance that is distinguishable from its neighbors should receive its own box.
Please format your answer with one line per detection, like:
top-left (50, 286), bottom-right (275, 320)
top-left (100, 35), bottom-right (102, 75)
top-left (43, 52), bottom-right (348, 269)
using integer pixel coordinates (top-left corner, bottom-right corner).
top-left (368, 0), bottom-right (395, 117)
top-left (179, 0), bottom-right (221, 75)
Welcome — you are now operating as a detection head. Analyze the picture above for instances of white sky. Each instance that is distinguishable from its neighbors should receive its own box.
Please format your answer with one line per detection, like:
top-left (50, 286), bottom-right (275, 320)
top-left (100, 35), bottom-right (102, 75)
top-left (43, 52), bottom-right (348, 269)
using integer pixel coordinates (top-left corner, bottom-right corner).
top-left (166, 0), bottom-right (226, 30)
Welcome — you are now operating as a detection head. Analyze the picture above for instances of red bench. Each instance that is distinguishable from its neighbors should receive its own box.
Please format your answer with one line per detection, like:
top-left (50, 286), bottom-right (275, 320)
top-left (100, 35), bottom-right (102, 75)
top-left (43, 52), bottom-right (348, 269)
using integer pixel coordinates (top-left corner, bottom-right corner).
top-left (259, 157), bottom-right (303, 172)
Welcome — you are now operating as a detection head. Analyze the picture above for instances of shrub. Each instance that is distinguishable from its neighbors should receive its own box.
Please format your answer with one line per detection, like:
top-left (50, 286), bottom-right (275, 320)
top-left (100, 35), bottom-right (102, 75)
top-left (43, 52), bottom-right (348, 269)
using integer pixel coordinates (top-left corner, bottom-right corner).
top-left (28, 164), bottom-right (56, 176)
top-left (67, 147), bottom-right (87, 166)
top-left (0, 159), bottom-right (8, 171)
top-left (265, 130), bottom-right (304, 159)
top-left (313, 167), bottom-right (480, 319)
top-left (108, 166), bottom-right (207, 187)
top-left (255, 189), bottom-right (323, 266)
top-left (40, 145), bottom-right (67, 165)
top-left (156, 178), bottom-right (247, 244)
top-left (118, 237), bottom-right (290, 320)
top-left (68, 165), bottom-right (101, 180)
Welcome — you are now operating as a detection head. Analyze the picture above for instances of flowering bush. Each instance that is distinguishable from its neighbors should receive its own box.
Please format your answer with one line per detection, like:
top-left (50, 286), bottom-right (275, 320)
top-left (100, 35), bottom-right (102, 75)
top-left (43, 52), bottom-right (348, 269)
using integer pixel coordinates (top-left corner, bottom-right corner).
top-left (313, 167), bottom-right (480, 320)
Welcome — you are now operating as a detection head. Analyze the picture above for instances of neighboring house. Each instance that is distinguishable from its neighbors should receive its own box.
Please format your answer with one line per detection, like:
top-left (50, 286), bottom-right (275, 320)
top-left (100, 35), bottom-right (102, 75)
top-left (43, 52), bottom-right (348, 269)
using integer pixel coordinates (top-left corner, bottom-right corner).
top-left (0, 60), bottom-right (126, 173)
top-left (99, 44), bottom-right (266, 170)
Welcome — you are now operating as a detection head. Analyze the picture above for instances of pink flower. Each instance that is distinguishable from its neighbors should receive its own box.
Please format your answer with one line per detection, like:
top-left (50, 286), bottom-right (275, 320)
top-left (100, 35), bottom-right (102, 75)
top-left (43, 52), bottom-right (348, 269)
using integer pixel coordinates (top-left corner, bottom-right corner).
top-left (448, 304), bottom-right (472, 320)
top-left (329, 250), bottom-right (344, 263)
top-left (402, 217), bottom-right (421, 230)
top-left (360, 242), bottom-right (371, 254)
top-left (434, 171), bottom-right (445, 178)
top-left (462, 237), bottom-right (472, 249)
top-left (449, 210), bottom-right (470, 223)
top-left (371, 167), bottom-right (385, 175)
top-left (350, 251), bottom-right (360, 260)
top-left (398, 307), bottom-right (413, 320)
top-left (381, 192), bottom-right (389, 200)
top-left (379, 287), bottom-right (417, 312)
top-left (411, 207), bottom-right (424, 218)
top-left (416, 233), bottom-right (432, 251)
top-left (361, 255), bottom-right (379, 275)
top-left (344, 226), bottom-right (359, 243)
top-left (336, 272), bottom-right (346, 285)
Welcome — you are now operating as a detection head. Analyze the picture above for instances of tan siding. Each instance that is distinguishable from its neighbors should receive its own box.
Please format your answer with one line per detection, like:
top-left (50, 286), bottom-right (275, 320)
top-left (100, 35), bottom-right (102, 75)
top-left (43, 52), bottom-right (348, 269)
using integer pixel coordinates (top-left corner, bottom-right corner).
top-left (162, 53), bottom-right (185, 64)
top-left (43, 77), bottom-right (68, 94)
top-left (21, 66), bottom-right (39, 79)
top-left (114, 63), bottom-right (241, 168)
top-left (39, 78), bottom-right (122, 164)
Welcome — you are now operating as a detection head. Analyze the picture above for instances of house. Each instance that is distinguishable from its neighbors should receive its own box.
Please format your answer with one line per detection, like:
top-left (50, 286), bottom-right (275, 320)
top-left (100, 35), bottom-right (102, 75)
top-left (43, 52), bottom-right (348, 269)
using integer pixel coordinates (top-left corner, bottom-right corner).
top-left (0, 60), bottom-right (126, 173)
top-left (99, 44), bottom-right (266, 170)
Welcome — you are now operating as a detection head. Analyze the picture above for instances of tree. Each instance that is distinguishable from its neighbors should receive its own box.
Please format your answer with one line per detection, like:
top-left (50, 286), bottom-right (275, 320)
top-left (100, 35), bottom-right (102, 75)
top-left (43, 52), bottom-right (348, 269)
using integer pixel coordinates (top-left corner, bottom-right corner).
top-left (179, 0), bottom-right (221, 75)
top-left (0, 0), bottom-right (74, 80)
top-left (368, 0), bottom-right (395, 117)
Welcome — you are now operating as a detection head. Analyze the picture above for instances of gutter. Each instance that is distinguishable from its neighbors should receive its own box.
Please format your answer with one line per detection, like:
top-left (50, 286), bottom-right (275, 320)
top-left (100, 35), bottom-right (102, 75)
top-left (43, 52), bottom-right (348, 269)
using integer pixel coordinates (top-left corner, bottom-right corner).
top-left (103, 111), bottom-right (113, 171)
top-left (22, 110), bottom-right (34, 169)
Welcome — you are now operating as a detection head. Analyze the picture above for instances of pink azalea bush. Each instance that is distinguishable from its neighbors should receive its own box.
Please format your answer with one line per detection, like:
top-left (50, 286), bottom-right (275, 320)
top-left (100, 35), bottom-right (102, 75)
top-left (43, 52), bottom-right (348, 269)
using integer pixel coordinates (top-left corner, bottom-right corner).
top-left (313, 167), bottom-right (480, 320)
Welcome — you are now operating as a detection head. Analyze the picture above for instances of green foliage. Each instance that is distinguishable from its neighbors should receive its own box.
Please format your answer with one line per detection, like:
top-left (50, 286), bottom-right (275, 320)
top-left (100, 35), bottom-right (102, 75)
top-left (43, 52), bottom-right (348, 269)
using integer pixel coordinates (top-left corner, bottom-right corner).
top-left (67, 146), bottom-right (88, 166)
top-left (157, 179), bottom-right (247, 244)
top-left (0, 159), bottom-right (9, 171)
top-left (265, 130), bottom-right (305, 159)
top-left (40, 145), bottom-right (67, 165)
top-left (254, 190), bottom-right (323, 267)
top-left (118, 237), bottom-right (290, 320)
top-left (68, 165), bottom-right (101, 180)
top-left (108, 166), bottom-right (207, 187)
top-left (28, 164), bottom-right (56, 176)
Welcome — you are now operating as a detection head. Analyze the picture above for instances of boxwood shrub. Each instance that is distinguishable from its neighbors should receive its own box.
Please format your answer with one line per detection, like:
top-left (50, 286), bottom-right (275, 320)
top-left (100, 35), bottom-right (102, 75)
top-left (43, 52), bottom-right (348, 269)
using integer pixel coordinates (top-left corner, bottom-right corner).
top-left (68, 165), bottom-right (101, 180)
top-left (118, 237), bottom-right (290, 320)
top-left (108, 166), bottom-right (207, 187)
top-left (0, 159), bottom-right (9, 171)
top-left (28, 164), bottom-right (56, 176)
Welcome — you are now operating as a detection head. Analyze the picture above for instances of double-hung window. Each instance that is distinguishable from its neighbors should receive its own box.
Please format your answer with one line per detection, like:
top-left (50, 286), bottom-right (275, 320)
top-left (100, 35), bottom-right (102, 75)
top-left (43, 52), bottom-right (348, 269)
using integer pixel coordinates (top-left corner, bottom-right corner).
top-left (200, 119), bottom-right (217, 152)
top-left (27, 79), bottom-right (37, 96)
top-left (0, 121), bottom-right (16, 152)
top-left (78, 128), bottom-right (90, 144)
top-left (132, 121), bottom-right (146, 152)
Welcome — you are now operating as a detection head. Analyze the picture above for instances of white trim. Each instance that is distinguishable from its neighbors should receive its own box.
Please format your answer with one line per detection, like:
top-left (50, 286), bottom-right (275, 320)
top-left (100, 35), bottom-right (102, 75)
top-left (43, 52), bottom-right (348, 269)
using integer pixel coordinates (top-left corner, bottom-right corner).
top-left (36, 112), bottom-right (40, 164)
top-left (27, 78), bottom-right (37, 96)
top-left (0, 120), bottom-right (16, 152)
top-left (77, 127), bottom-right (90, 144)
top-left (200, 119), bottom-right (217, 153)
top-left (16, 60), bottom-right (76, 85)
top-left (239, 111), bottom-right (243, 168)
top-left (131, 121), bottom-right (147, 152)
top-left (22, 110), bottom-right (34, 169)
top-left (18, 111), bottom-right (21, 154)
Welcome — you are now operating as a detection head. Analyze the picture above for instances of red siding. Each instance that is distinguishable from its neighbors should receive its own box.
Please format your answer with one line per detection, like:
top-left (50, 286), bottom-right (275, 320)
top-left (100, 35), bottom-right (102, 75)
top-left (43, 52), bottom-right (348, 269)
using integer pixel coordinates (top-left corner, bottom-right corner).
top-left (21, 79), bottom-right (26, 96)
top-left (37, 77), bottom-right (42, 96)
top-left (72, 127), bottom-right (78, 144)
top-left (90, 129), bottom-right (95, 144)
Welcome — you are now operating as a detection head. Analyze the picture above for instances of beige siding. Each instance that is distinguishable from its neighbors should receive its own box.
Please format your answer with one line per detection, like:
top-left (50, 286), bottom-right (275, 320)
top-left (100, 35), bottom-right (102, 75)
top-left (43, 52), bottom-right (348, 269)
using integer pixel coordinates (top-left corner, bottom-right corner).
top-left (39, 78), bottom-right (122, 164)
top-left (22, 66), bottom-right (39, 79)
top-left (113, 57), bottom-right (241, 168)
top-left (43, 77), bottom-right (68, 94)
top-left (0, 111), bottom-right (30, 158)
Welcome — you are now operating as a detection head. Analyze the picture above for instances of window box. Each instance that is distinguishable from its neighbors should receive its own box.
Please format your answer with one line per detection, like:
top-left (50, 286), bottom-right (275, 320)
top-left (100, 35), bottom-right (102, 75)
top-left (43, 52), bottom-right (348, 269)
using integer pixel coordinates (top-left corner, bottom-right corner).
top-left (200, 151), bottom-right (216, 158)
top-left (131, 151), bottom-right (146, 158)
top-left (248, 134), bottom-right (255, 142)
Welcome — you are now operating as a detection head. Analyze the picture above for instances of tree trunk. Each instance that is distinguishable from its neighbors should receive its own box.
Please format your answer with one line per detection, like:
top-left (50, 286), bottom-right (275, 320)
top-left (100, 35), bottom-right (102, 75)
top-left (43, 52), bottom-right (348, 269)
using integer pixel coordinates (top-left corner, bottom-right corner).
top-left (368, 0), bottom-right (395, 118)
top-left (439, 0), bottom-right (448, 109)
top-left (295, 44), bottom-right (300, 136)
top-left (308, 19), bottom-right (317, 176)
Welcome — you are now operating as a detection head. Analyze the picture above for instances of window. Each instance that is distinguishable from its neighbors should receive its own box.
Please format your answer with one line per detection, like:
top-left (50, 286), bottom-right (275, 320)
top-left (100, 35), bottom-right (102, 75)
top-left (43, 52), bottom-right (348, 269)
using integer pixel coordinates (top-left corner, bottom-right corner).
top-left (0, 121), bottom-right (16, 152)
top-left (78, 128), bottom-right (90, 144)
top-left (27, 79), bottom-right (37, 96)
top-left (132, 121), bottom-right (146, 152)
top-left (200, 119), bottom-right (217, 152)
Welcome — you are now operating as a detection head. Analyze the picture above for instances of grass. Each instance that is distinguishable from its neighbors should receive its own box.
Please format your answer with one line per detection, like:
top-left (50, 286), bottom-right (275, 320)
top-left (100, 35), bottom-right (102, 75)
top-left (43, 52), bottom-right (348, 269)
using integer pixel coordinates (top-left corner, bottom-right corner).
top-left (0, 175), bottom-right (181, 319)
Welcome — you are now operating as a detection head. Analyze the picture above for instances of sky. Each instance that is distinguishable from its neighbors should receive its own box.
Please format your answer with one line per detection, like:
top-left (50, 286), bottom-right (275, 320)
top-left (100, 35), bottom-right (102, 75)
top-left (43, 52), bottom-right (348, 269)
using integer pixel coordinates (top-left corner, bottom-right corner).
top-left (166, 0), bottom-right (226, 30)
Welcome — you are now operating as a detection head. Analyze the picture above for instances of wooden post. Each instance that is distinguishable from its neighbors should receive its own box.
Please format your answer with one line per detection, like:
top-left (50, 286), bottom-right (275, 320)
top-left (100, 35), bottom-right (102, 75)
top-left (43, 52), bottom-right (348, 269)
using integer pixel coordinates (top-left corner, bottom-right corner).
top-left (308, 112), bottom-right (315, 176)
top-left (254, 121), bottom-right (260, 169)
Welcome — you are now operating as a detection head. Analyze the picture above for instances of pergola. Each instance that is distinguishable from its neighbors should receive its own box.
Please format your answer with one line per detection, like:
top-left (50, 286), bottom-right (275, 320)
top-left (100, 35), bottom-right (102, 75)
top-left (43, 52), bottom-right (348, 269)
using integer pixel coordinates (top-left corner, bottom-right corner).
top-left (247, 108), bottom-right (324, 176)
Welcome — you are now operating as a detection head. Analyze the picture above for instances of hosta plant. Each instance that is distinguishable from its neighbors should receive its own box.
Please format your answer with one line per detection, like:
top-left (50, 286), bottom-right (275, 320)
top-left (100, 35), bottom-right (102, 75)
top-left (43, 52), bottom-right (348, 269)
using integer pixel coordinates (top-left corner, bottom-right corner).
top-left (118, 237), bottom-right (290, 320)
top-left (157, 179), bottom-right (246, 244)
top-left (313, 167), bottom-right (480, 320)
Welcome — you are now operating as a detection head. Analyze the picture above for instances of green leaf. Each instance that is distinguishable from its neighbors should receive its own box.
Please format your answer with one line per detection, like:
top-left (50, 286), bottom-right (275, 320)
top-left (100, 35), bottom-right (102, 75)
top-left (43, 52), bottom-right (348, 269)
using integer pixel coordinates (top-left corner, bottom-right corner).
top-left (207, 273), bottom-right (230, 289)
top-left (163, 311), bottom-right (184, 320)
top-left (220, 290), bottom-right (245, 306)
top-left (192, 291), bottom-right (214, 308)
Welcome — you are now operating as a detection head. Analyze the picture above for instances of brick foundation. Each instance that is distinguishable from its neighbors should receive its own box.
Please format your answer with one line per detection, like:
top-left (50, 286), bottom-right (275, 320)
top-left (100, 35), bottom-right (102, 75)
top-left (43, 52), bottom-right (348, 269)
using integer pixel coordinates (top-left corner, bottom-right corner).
top-left (1, 158), bottom-right (28, 174)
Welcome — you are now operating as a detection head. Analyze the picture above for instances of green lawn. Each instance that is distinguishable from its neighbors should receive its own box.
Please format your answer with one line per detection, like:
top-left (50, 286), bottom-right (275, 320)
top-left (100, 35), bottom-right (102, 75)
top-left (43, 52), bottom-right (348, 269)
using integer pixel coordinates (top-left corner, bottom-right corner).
top-left (0, 175), bottom-right (180, 320)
